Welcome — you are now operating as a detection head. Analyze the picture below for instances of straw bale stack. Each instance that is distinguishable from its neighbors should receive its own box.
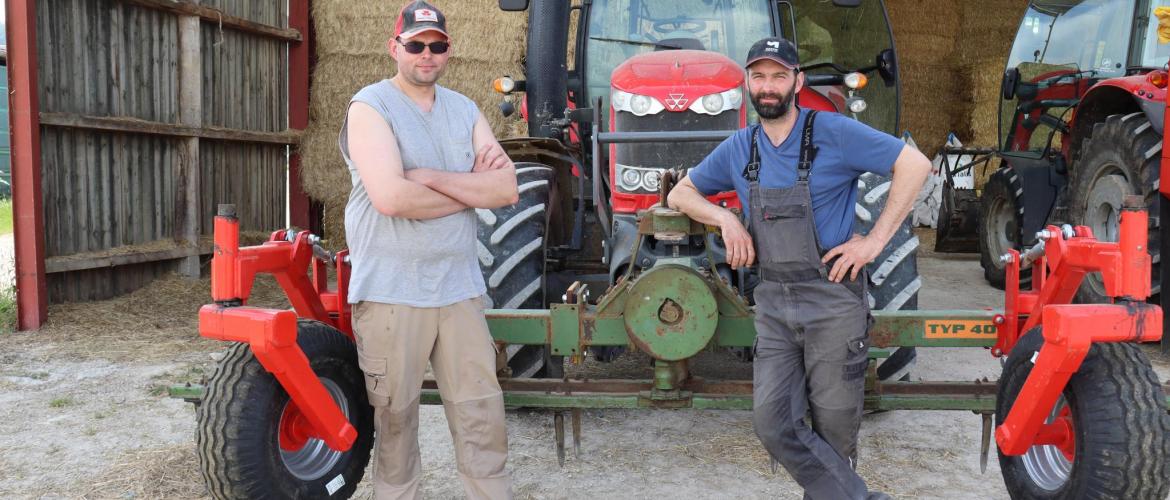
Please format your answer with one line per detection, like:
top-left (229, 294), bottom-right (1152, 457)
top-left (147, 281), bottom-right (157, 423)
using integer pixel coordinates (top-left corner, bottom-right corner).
top-left (886, 0), bottom-right (963, 157)
top-left (300, 0), bottom-right (527, 243)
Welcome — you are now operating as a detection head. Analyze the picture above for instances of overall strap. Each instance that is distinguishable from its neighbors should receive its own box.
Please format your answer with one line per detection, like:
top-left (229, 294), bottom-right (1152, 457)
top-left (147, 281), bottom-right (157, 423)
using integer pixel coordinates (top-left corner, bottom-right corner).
top-left (797, 110), bottom-right (819, 182)
top-left (741, 124), bottom-right (762, 182)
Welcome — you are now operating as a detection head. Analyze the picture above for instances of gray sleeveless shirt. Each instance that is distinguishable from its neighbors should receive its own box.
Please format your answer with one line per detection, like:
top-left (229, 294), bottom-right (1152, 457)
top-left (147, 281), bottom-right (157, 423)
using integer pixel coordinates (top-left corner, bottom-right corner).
top-left (339, 80), bottom-right (485, 307)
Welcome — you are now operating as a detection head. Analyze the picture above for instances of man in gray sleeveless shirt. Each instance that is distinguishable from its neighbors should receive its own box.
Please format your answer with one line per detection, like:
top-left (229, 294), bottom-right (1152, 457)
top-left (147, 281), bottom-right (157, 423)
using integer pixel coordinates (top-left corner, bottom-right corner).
top-left (338, 2), bottom-right (519, 498)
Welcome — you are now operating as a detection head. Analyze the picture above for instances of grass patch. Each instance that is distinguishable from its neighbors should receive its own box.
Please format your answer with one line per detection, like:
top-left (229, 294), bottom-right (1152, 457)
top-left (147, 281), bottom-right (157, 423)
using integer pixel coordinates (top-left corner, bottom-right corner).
top-left (49, 396), bottom-right (76, 408)
top-left (0, 286), bottom-right (16, 334)
top-left (0, 198), bottom-right (11, 236)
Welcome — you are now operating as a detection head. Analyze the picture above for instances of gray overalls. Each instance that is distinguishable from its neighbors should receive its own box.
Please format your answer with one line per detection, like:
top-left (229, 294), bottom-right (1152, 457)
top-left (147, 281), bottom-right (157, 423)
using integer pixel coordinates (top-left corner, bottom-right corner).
top-left (745, 111), bottom-right (874, 499)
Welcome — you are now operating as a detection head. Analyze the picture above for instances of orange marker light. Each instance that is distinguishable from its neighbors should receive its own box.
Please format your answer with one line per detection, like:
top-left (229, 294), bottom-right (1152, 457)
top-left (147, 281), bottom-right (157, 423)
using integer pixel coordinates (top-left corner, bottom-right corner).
top-left (1148, 71), bottom-right (1168, 89)
top-left (493, 77), bottom-right (516, 94)
top-left (844, 72), bottom-right (868, 90)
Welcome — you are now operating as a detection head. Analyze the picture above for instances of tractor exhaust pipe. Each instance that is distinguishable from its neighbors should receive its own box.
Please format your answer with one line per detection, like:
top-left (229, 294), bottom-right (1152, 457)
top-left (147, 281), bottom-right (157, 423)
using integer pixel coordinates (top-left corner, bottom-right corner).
top-left (524, 0), bottom-right (569, 140)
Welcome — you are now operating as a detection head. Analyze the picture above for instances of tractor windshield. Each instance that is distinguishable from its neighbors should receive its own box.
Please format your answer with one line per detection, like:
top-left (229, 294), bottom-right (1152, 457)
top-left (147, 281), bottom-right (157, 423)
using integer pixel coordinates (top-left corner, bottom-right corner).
top-left (1139, 1), bottom-right (1170, 68)
top-left (1000, 0), bottom-right (1135, 152)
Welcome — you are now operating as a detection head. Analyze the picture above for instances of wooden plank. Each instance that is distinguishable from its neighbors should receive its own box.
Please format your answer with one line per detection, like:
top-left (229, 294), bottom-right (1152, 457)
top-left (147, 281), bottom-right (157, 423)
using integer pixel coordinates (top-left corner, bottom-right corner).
top-left (177, 13), bottom-right (201, 277)
top-left (44, 240), bottom-right (212, 274)
top-left (39, 112), bottom-right (302, 145)
top-left (120, 0), bottom-right (301, 42)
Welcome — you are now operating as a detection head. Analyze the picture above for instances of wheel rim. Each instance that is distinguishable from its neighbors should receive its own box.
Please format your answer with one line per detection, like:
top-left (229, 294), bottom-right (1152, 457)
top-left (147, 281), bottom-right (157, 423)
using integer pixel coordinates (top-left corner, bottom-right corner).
top-left (1084, 173), bottom-right (1130, 242)
top-left (1022, 396), bottom-right (1074, 491)
top-left (278, 377), bottom-right (349, 481)
top-left (986, 194), bottom-right (1016, 269)
top-left (1081, 172), bottom-right (1132, 297)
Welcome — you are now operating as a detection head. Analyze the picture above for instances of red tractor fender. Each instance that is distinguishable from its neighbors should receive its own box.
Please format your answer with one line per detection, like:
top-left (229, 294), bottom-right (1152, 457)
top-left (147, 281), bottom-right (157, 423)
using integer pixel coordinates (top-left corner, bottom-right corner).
top-left (1067, 72), bottom-right (1166, 160)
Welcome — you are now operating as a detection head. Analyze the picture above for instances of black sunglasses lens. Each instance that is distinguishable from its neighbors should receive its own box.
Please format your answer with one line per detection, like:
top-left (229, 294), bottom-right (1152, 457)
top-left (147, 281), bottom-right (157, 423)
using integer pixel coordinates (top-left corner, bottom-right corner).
top-left (402, 40), bottom-right (449, 54)
top-left (403, 41), bottom-right (426, 54)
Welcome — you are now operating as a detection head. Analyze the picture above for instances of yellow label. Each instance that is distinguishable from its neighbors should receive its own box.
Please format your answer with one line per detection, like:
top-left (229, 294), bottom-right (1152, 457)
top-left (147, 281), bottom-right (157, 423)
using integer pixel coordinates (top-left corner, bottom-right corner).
top-left (924, 320), bottom-right (998, 339)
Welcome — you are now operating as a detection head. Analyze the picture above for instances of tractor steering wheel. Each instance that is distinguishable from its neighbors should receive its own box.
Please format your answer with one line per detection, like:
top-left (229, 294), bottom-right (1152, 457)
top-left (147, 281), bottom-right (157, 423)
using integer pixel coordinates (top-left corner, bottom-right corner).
top-left (653, 18), bottom-right (704, 34)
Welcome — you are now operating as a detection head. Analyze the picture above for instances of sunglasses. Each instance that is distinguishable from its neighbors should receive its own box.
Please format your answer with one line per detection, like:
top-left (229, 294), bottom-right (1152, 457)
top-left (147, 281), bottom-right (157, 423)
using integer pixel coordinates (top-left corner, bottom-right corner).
top-left (397, 38), bottom-right (450, 55)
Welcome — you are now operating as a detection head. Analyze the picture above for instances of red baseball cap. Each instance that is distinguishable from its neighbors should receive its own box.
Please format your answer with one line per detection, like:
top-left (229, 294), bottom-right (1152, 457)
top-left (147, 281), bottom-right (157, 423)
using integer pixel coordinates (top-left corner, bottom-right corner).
top-left (394, 1), bottom-right (449, 40)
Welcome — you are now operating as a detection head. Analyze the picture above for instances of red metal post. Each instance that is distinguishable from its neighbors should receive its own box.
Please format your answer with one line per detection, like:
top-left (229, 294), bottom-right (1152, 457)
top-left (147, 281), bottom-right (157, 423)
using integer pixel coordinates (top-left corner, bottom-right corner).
top-left (288, 0), bottom-right (312, 229)
top-left (8, 0), bottom-right (48, 330)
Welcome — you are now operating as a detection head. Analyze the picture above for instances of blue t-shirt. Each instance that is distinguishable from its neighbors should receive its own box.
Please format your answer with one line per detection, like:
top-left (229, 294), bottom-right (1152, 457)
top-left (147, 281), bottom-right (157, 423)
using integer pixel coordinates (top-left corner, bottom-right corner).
top-left (687, 108), bottom-right (904, 249)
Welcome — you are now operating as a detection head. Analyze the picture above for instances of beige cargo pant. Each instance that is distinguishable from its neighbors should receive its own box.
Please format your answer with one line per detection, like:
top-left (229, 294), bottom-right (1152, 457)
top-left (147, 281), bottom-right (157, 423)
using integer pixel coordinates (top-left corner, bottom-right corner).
top-left (352, 297), bottom-right (512, 500)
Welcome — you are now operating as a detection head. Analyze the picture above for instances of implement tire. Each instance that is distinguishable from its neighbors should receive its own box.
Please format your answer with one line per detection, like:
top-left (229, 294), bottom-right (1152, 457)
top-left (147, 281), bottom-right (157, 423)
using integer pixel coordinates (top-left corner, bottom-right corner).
top-left (196, 320), bottom-right (374, 500)
top-left (856, 172), bottom-right (919, 381)
top-left (980, 166), bottom-right (1030, 290)
top-left (996, 328), bottom-right (1170, 499)
top-left (477, 162), bottom-right (563, 378)
top-left (1068, 112), bottom-right (1161, 303)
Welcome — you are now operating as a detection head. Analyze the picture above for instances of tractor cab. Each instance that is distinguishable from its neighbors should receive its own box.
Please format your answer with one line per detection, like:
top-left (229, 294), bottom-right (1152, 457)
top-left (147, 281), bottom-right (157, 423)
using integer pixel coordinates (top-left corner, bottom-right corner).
top-left (998, 0), bottom-right (1166, 158)
top-left (583, 0), bottom-right (901, 214)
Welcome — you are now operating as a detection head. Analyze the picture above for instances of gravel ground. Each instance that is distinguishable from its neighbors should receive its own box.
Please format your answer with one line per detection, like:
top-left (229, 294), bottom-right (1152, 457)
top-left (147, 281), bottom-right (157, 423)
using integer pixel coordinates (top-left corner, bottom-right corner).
top-left (0, 234), bottom-right (1167, 499)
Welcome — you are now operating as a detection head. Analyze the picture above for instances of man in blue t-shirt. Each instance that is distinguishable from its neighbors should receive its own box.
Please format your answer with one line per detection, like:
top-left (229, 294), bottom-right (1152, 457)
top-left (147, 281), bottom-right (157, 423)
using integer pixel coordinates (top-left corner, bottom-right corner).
top-left (668, 37), bottom-right (929, 499)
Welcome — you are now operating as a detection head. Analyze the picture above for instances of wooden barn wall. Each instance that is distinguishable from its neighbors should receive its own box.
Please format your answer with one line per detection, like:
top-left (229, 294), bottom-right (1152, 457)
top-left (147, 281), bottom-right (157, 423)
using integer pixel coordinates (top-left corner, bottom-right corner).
top-left (197, 17), bottom-right (288, 236)
top-left (36, 0), bottom-right (289, 303)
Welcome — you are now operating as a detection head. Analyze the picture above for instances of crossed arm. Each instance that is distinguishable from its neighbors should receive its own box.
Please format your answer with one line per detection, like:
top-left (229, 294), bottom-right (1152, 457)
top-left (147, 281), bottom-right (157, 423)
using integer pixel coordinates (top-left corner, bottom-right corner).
top-left (346, 102), bottom-right (519, 220)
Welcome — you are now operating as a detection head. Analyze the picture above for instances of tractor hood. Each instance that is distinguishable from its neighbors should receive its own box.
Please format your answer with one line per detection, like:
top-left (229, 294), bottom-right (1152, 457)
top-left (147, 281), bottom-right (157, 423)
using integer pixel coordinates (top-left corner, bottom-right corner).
top-left (611, 50), bottom-right (744, 112)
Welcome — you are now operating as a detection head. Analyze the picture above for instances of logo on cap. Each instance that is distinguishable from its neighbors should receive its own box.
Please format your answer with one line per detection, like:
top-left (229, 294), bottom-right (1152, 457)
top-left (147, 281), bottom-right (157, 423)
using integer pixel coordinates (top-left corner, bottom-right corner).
top-left (767, 41), bottom-right (780, 49)
top-left (414, 8), bottom-right (438, 22)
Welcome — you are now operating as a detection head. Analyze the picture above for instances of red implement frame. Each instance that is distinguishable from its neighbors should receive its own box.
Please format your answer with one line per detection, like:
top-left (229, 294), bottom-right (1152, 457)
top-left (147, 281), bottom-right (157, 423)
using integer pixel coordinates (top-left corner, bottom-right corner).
top-left (992, 196), bottom-right (1162, 456)
top-left (200, 205), bottom-right (356, 452)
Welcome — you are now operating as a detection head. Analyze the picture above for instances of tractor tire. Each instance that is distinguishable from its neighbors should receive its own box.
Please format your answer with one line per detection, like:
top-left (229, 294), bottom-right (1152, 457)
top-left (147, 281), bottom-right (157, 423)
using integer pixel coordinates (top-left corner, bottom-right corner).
top-left (980, 167), bottom-right (1030, 290)
top-left (1068, 112), bottom-right (1161, 303)
top-left (996, 328), bottom-right (1170, 499)
top-left (856, 172), bottom-right (919, 381)
top-left (477, 162), bottom-right (563, 378)
top-left (196, 320), bottom-right (374, 500)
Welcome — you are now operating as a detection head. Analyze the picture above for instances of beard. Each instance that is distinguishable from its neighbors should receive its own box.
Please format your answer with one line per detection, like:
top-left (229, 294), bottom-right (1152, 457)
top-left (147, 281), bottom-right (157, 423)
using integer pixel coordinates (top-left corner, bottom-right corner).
top-left (401, 63), bottom-right (445, 87)
top-left (750, 85), bottom-right (797, 120)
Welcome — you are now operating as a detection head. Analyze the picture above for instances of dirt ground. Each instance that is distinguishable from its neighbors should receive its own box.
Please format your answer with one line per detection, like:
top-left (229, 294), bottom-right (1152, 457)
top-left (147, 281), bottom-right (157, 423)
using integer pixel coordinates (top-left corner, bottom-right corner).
top-left (1, 231), bottom-right (1168, 499)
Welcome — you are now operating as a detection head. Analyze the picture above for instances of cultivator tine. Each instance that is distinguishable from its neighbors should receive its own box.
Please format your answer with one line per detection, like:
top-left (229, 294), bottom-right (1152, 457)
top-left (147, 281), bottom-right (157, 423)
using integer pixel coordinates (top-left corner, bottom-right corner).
top-left (554, 411), bottom-right (566, 467)
top-left (770, 457), bottom-right (778, 475)
top-left (571, 408), bottom-right (582, 456)
top-left (979, 413), bottom-right (992, 474)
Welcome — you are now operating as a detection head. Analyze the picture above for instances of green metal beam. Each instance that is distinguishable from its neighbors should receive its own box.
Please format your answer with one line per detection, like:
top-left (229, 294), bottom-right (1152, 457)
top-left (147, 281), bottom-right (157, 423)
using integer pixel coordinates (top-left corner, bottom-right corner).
top-left (169, 382), bottom-right (1170, 413)
top-left (485, 308), bottom-right (1002, 349)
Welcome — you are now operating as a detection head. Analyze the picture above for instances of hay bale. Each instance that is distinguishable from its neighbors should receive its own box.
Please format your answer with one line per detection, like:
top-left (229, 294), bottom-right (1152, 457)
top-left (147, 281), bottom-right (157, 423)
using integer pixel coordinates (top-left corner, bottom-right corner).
top-left (302, 0), bottom-right (528, 243)
top-left (963, 56), bottom-right (1010, 149)
top-left (898, 60), bottom-right (963, 158)
top-left (887, 0), bottom-right (961, 37)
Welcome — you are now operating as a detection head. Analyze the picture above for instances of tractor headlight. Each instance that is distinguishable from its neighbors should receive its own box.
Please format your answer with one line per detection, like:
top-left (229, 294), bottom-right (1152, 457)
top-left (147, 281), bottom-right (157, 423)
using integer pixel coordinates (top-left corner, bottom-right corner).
top-left (643, 169), bottom-right (661, 191)
top-left (689, 88), bottom-right (743, 115)
top-left (619, 167), bottom-right (643, 191)
top-left (616, 164), bottom-right (666, 193)
top-left (611, 89), bottom-right (630, 111)
top-left (611, 89), bottom-right (664, 116)
top-left (847, 96), bottom-right (868, 113)
top-left (631, 94), bottom-right (653, 115)
top-left (701, 94), bottom-right (724, 114)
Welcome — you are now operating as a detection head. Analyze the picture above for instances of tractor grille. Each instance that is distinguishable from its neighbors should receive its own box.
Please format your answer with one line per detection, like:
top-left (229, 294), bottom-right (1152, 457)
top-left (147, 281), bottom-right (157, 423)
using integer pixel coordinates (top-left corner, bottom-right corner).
top-left (614, 109), bottom-right (738, 170)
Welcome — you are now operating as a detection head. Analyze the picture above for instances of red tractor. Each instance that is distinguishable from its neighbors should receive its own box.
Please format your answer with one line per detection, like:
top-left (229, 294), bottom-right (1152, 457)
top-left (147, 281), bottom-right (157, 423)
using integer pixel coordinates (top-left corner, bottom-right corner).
top-left (978, 0), bottom-right (1169, 309)
top-left (490, 0), bottom-right (920, 379)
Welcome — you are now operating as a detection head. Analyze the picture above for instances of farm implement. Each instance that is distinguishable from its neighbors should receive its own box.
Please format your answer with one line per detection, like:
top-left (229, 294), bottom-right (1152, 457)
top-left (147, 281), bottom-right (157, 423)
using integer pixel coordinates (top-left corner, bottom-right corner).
top-left (173, 193), bottom-right (1170, 498)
